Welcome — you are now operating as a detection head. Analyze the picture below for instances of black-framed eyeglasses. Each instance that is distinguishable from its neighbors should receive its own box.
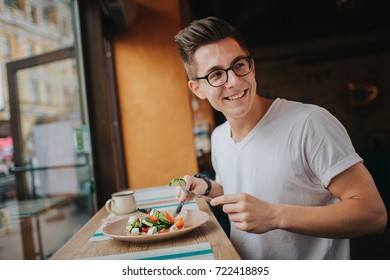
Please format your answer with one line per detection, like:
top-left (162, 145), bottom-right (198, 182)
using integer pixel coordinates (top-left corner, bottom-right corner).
top-left (194, 56), bottom-right (253, 87)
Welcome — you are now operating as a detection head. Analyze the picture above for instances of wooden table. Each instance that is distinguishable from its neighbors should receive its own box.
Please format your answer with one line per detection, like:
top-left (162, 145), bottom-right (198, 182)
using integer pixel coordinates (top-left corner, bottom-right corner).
top-left (51, 187), bottom-right (240, 260)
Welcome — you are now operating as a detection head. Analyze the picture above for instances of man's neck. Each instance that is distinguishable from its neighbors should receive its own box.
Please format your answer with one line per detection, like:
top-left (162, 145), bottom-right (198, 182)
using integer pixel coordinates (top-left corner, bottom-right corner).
top-left (228, 95), bottom-right (273, 142)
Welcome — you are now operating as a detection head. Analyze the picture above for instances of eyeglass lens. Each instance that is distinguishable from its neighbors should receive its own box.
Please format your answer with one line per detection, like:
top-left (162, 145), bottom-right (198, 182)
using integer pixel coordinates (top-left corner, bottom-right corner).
top-left (208, 57), bottom-right (252, 87)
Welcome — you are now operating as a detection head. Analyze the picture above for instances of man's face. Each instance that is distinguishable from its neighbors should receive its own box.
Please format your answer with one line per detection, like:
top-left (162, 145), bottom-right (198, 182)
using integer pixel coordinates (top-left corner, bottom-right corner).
top-left (188, 37), bottom-right (257, 121)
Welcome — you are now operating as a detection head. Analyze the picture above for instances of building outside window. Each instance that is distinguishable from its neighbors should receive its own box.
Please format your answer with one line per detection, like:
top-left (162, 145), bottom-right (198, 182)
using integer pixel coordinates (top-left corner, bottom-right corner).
top-left (0, 0), bottom-right (96, 260)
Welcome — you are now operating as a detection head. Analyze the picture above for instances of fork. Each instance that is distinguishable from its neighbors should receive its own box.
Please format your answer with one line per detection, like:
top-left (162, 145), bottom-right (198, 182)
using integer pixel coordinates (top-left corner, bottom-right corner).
top-left (173, 180), bottom-right (187, 218)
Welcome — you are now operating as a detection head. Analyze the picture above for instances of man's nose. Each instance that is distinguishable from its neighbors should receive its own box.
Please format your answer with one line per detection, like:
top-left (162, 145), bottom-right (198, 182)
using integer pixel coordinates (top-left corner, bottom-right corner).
top-left (225, 69), bottom-right (240, 87)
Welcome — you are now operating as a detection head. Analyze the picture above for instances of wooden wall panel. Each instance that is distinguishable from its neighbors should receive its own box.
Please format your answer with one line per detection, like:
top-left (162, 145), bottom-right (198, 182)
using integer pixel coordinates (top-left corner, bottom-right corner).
top-left (113, 0), bottom-right (198, 189)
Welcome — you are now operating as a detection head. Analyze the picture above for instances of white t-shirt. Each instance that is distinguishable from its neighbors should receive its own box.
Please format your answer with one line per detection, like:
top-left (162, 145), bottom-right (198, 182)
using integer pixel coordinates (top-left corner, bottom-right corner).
top-left (211, 98), bottom-right (362, 259)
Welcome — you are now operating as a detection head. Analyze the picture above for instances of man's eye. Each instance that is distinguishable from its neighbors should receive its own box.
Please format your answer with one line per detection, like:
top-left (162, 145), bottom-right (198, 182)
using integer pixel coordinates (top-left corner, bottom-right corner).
top-left (234, 62), bottom-right (245, 70)
top-left (209, 70), bottom-right (224, 81)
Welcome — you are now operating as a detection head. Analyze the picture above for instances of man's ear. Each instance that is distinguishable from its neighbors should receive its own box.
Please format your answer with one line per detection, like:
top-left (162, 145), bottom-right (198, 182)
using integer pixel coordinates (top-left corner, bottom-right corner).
top-left (188, 80), bottom-right (206, 99)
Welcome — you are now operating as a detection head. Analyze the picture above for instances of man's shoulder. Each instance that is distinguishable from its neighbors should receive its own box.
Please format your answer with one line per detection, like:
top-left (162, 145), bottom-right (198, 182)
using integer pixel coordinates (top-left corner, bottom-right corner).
top-left (271, 98), bottom-right (326, 120)
top-left (275, 98), bottom-right (318, 111)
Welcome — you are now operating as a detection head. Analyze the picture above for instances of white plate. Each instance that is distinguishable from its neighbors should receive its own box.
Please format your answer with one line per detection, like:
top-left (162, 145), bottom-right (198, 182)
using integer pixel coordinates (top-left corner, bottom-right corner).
top-left (102, 210), bottom-right (209, 242)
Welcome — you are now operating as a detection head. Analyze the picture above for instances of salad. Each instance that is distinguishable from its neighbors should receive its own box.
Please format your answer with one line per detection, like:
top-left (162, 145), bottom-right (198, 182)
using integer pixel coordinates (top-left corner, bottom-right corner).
top-left (125, 208), bottom-right (185, 236)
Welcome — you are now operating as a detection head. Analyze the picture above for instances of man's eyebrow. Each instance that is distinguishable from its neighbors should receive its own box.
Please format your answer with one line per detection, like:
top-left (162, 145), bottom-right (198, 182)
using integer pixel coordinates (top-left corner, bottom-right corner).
top-left (202, 55), bottom-right (247, 75)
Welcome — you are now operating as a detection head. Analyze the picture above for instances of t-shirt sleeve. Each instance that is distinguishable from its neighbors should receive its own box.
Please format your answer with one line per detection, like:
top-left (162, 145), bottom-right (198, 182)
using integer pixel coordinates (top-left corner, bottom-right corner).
top-left (301, 107), bottom-right (362, 188)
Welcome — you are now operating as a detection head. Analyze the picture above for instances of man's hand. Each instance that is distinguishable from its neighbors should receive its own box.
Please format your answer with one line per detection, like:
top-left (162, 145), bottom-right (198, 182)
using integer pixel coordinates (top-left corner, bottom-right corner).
top-left (210, 193), bottom-right (278, 233)
top-left (175, 175), bottom-right (207, 202)
top-left (175, 175), bottom-right (224, 202)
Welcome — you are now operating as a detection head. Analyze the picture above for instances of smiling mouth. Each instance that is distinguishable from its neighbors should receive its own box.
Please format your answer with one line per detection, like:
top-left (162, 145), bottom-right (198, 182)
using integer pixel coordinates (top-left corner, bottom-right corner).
top-left (225, 90), bottom-right (246, 101)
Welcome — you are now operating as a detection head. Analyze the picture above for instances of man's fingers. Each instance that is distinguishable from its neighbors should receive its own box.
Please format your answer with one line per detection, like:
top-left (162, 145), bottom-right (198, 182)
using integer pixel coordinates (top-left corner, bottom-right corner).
top-left (210, 196), bottom-right (224, 206)
top-left (210, 194), bottom-right (239, 206)
top-left (176, 187), bottom-right (187, 202)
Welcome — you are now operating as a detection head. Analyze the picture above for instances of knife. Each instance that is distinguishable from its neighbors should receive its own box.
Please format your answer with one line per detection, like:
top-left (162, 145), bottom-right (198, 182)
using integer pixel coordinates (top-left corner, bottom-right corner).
top-left (178, 184), bottom-right (212, 202)
top-left (137, 208), bottom-right (152, 214)
top-left (185, 189), bottom-right (213, 202)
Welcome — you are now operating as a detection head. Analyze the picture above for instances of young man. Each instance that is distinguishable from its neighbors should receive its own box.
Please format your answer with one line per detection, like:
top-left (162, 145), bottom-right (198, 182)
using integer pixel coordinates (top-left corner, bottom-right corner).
top-left (174, 17), bottom-right (387, 259)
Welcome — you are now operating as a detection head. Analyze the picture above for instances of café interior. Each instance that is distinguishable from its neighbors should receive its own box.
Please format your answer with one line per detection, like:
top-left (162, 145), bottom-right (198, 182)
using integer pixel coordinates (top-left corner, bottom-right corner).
top-left (0, 0), bottom-right (389, 260)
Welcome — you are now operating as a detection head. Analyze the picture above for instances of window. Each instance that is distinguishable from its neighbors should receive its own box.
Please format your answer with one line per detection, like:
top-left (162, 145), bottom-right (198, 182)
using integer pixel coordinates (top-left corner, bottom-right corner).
top-left (44, 83), bottom-right (52, 104)
top-left (60, 18), bottom-right (69, 36)
top-left (27, 43), bottom-right (34, 56)
top-left (4, 0), bottom-right (24, 10)
top-left (1, 36), bottom-right (11, 58)
top-left (30, 5), bottom-right (38, 24)
top-left (43, 5), bottom-right (58, 25)
top-left (0, 0), bottom-right (97, 261)
top-left (0, 66), bottom-right (4, 111)
top-left (30, 79), bottom-right (39, 104)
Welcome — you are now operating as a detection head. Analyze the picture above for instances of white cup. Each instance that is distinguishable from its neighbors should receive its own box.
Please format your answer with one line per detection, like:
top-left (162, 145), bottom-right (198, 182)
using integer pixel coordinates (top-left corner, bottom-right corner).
top-left (105, 190), bottom-right (136, 215)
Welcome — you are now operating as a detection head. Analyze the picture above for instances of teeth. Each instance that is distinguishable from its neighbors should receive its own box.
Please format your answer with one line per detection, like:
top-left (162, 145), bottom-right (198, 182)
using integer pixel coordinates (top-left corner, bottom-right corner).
top-left (227, 91), bottom-right (245, 100)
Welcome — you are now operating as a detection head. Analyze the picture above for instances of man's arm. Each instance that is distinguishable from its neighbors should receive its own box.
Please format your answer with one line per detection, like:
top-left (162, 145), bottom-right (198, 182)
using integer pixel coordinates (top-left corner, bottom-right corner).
top-left (211, 162), bottom-right (387, 238)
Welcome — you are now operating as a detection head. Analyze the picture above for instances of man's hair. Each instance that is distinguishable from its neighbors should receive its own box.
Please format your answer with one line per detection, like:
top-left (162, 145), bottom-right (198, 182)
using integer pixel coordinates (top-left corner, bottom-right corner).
top-left (174, 17), bottom-right (249, 79)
